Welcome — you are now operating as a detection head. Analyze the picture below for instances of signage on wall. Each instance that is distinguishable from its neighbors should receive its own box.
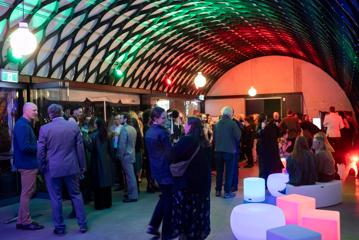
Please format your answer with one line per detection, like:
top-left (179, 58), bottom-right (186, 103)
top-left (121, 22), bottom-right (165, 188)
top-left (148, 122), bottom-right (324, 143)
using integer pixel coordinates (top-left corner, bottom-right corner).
top-left (0, 69), bottom-right (19, 83)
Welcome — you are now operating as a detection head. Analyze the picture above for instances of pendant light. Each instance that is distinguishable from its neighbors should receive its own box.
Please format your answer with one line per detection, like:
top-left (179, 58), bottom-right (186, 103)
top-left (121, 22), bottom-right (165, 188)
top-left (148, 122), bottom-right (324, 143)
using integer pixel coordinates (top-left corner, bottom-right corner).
top-left (9, 1), bottom-right (37, 57)
top-left (247, 60), bottom-right (257, 96)
top-left (194, 23), bottom-right (206, 89)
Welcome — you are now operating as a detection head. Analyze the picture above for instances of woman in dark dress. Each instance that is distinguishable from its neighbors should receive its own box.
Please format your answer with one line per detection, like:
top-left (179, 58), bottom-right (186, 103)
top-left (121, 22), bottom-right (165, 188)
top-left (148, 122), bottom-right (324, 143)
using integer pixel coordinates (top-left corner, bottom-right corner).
top-left (258, 117), bottom-right (283, 181)
top-left (89, 118), bottom-right (114, 210)
top-left (170, 116), bottom-right (211, 240)
top-left (286, 136), bottom-right (316, 186)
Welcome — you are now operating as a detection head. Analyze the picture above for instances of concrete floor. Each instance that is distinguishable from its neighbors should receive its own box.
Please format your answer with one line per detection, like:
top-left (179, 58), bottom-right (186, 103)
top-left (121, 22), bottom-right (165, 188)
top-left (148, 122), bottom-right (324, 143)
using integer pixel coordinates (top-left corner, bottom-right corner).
top-left (0, 166), bottom-right (358, 240)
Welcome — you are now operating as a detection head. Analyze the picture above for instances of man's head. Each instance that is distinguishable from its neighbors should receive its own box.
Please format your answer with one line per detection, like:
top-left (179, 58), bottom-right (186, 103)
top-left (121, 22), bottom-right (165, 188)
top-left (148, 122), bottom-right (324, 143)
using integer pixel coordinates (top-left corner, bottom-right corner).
top-left (273, 111), bottom-right (280, 120)
top-left (22, 102), bottom-right (38, 121)
top-left (287, 110), bottom-right (293, 116)
top-left (72, 106), bottom-right (83, 118)
top-left (329, 106), bottom-right (335, 113)
top-left (114, 114), bottom-right (121, 126)
top-left (119, 112), bottom-right (130, 125)
top-left (220, 106), bottom-right (234, 118)
top-left (48, 104), bottom-right (63, 120)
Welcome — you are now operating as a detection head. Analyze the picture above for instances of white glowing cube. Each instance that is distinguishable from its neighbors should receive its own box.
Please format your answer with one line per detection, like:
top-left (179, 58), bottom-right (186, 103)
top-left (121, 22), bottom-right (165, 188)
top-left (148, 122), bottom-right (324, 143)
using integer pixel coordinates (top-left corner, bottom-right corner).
top-left (230, 203), bottom-right (285, 240)
top-left (267, 173), bottom-right (289, 197)
top-left (300, 209), bottom-right (340, 240)
top-left (276, 194), bottom-right (316, 224)
top-left (243, 177), bottom-right (265, 202)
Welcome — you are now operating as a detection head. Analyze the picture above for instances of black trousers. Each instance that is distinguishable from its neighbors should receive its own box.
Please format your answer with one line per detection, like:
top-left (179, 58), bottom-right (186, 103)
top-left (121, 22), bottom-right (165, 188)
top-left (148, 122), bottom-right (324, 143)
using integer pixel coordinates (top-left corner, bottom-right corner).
top-left (94, 186), bottom-right (112, 210)
top-left (243, 146), bottom-right (254, 166)
top-left (149, 184), bottom-right (173, 239)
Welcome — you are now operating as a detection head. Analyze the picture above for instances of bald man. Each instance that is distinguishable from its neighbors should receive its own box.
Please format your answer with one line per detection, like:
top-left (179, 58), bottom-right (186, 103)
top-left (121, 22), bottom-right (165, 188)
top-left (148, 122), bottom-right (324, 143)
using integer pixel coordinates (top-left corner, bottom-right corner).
top-left (13, 102), bottom-right (44, 230)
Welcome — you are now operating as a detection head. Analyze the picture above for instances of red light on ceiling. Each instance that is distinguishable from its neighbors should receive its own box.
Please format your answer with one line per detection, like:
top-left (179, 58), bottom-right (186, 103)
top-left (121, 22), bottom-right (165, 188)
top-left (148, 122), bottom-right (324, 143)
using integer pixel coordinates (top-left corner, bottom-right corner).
top-left (165, 78), bottom-right (172, 85)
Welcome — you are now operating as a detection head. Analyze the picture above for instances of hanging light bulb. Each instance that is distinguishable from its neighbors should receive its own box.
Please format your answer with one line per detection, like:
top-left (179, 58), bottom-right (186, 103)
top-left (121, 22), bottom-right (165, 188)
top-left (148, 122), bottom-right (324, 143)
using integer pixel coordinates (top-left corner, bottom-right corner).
top-left (194, 72), bottom-right (206, 89)
top-left (248, 86), bottom-right (257, 97)
top-left (10, 22), bottom-right (37, 56)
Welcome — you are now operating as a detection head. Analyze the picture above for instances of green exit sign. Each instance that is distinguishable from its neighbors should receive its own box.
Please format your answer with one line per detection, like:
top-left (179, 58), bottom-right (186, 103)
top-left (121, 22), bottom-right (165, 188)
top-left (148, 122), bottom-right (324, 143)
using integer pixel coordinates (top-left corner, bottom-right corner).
top-left (1, 69), bottom-right (19, 83)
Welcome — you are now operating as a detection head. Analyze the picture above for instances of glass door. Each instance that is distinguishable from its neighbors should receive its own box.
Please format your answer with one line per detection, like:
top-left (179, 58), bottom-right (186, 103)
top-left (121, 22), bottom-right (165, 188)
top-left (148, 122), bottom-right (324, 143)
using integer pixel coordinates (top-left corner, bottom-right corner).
top-left (0, 87), bottom-right (24, 202)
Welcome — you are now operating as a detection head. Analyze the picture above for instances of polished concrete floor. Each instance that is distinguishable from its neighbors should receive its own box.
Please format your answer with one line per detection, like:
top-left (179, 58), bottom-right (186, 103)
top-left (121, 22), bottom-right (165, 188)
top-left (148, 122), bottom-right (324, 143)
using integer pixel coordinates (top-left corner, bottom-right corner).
top-left (0, 166), bottom-right (358, 240)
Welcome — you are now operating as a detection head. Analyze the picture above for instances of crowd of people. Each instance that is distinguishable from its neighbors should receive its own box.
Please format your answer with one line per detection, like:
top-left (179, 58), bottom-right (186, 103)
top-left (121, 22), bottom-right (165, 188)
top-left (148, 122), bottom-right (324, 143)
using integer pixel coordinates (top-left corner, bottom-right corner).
top-left (11, 101), bottom-right (357, 239)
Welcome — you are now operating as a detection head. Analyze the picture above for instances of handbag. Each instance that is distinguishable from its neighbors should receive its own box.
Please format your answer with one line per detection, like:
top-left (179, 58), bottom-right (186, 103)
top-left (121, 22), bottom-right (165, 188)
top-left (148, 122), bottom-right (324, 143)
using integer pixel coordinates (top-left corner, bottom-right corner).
top-left (170, 145), bottom-right (200, 177)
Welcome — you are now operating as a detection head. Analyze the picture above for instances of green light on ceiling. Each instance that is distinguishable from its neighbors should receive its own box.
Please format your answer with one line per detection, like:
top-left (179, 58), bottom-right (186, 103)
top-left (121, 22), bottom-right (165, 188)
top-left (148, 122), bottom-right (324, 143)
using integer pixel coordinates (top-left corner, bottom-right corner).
top-left (9, 0), bottom-right (41, 25)
top-left (114, 68), bottom-right (123, 78)
top-left (30, 1), bottom-right (59, 29)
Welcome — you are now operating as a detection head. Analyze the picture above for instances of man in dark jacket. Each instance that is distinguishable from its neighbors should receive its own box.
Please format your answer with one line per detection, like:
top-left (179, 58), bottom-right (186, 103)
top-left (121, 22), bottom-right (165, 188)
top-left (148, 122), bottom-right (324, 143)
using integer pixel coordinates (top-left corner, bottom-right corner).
top-left (214, 106), bottom-right (241, 198)
top-left (13, 102), bottom-right (44, 230)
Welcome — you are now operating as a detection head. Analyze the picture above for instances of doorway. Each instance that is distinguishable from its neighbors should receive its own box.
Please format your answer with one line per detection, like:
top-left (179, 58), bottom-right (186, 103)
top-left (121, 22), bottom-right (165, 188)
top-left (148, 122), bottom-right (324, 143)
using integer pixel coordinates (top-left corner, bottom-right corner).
top-left (245, 97), bottom-right (281, 118)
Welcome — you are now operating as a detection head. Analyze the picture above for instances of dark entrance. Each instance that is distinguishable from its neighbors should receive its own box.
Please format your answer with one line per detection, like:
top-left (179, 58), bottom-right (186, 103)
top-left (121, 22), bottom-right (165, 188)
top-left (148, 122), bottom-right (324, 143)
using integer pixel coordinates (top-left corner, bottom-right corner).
top-left (245, 98), bottom-right (281, 118)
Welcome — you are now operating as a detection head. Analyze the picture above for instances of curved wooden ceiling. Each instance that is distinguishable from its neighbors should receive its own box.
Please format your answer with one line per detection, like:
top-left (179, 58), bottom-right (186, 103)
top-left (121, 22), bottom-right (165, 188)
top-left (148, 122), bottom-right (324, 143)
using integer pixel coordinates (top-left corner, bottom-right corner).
top-left (0, 0), bottom-right (357, 97)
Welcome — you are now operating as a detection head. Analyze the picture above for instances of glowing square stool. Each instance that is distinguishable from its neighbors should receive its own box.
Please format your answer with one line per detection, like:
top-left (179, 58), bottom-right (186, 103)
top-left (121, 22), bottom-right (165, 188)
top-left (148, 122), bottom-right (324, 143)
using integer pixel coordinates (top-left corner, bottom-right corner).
top-left (276, 194), bottom-right (316, 224)
top-left (230, 203), bottom-right (285, 240)
top-left (243, 177), bottom-right (265, 202)
top-left (267, 224), bottom-right (321, 240)
top-left (300, 209), bottom-right (340, 240)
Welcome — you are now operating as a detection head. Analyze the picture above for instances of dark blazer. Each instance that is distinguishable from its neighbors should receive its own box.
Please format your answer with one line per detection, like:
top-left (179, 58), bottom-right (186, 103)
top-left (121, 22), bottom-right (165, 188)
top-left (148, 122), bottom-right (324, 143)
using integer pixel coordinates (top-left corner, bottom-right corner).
top-left (170, 135), bottom-right (211, 196)
top-left (214, 116), bottom-right (241, 154)
top-left (13, 117), bottom-right (38, 169)
top-left (145, 124), bottom-right (173, 185)
top-left (37, 117), bottom-right (86, 178)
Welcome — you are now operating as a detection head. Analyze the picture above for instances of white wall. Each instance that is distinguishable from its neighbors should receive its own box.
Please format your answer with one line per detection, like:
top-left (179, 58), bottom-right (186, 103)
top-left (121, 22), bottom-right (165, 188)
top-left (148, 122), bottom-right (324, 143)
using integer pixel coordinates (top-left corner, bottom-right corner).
top-left (205, 56), bottom-right (353, 117)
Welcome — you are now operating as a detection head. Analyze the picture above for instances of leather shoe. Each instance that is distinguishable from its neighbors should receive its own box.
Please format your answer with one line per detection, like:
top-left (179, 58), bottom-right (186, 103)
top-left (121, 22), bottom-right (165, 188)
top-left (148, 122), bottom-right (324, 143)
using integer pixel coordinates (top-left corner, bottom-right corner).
top-left (80, 225), bottom-right (88, 233)
top-left (215, 191), bottom-right (221, 197)
top-left (16, 224), bottom-right (22, 229)
top-left (21, 222), bottom-right (44, 230)
top-left (53, 228), bottom-right (66, 235)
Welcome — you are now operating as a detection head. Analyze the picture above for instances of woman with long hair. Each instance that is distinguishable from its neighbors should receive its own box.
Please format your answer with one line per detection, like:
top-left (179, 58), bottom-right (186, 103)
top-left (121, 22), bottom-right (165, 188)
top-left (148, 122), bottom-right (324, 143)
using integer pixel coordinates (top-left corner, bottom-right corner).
top-left (145, 107), bottom-right (174, 239)
top-left (170, 116), bottom-right (211, 240)
top-left (312, 132), bottom-right (336, 182)
top-left (286, 136), bottom-right (316, 186)
top-left (89, 118), bottom-right (114, 210)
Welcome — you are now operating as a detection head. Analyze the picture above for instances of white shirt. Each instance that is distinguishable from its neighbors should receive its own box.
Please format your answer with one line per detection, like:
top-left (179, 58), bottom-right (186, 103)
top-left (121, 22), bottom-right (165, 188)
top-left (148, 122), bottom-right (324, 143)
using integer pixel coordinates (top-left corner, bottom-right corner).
top-left (323, 112), bottom-right (344, 138)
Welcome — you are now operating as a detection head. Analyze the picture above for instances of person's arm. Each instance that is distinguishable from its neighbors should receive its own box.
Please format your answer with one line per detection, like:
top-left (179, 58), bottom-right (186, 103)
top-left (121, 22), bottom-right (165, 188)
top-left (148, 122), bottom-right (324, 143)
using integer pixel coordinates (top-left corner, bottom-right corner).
top-left (15, 124), bottom-right (37, 154)
top-left (233, 122), bottom-right (242, 142)
top-left (37, 127), bottom-right (47, 173)
top-left (323, 115), bottom-right (328, 127)
top-left (118, 127), bottom-right (127, 159)
top-left (76, 129), bottom-right (86, 171)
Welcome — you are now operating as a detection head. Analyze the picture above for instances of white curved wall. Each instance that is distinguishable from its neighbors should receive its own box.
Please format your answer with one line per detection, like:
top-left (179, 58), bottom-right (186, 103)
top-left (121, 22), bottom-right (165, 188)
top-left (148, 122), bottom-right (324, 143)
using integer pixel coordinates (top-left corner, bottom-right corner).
top-left (206, 56), bottom-right (353, 118)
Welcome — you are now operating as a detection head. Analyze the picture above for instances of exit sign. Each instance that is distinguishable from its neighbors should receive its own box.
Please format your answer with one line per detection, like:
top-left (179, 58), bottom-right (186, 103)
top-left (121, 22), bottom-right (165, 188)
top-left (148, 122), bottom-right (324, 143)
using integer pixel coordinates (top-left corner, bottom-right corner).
top-left (1, 69), bottom-right (19, 83)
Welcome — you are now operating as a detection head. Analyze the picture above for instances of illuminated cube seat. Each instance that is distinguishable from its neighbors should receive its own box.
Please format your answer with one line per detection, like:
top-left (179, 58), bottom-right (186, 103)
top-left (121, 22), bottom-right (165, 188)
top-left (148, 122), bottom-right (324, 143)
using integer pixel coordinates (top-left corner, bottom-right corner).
top-left (230, 203), bottom-right (285, 240)
top-left (300, 209), bottom-right (340, 240)
top-left (286, 180), bottom-right (342, 208)
top-left (267, 173), bottom-right (289, 197)
top-left (267, 224), bottom-right (321, 240)
top-left (276, 194), bottom-right (316, 224)
top-left (243, 177), bottom-right (265, 202)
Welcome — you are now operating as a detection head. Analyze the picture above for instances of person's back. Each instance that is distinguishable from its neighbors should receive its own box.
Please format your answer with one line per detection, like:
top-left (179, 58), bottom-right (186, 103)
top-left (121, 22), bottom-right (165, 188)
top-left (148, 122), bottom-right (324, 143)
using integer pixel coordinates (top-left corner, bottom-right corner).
top-left (214, 116), bottom-right (241, 154)
top-left (280, 115), bottom-right (300, 139)
top-left (39, 118), bottom-right (84, 177)
top-left (287, 151), bottom-right (316, 186)
top-left (315, 151), bottom-right (335, 182)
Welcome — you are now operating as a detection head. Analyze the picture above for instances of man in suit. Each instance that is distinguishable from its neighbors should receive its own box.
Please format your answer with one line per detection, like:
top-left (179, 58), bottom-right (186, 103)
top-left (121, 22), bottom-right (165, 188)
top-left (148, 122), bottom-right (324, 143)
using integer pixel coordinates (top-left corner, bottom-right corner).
top-left (118, 112), bottom-right (138, 202)
top-left (13, 102), bottom-right (44, 230)
top-left (37, 104), bottom-right (87, 235)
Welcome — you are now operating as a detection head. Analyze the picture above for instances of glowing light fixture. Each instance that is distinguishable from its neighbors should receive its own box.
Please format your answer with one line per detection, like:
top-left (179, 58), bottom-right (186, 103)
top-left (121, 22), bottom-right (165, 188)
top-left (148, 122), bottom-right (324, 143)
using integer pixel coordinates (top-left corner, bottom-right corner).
top-left (194, 72), bottom-right (206, 88)
top-left (9, 1), bottom-right (37, 57)
top-left (10, 22), bottom-right (37, 57)
top-left (248, 86), bottom-right (257, 96)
